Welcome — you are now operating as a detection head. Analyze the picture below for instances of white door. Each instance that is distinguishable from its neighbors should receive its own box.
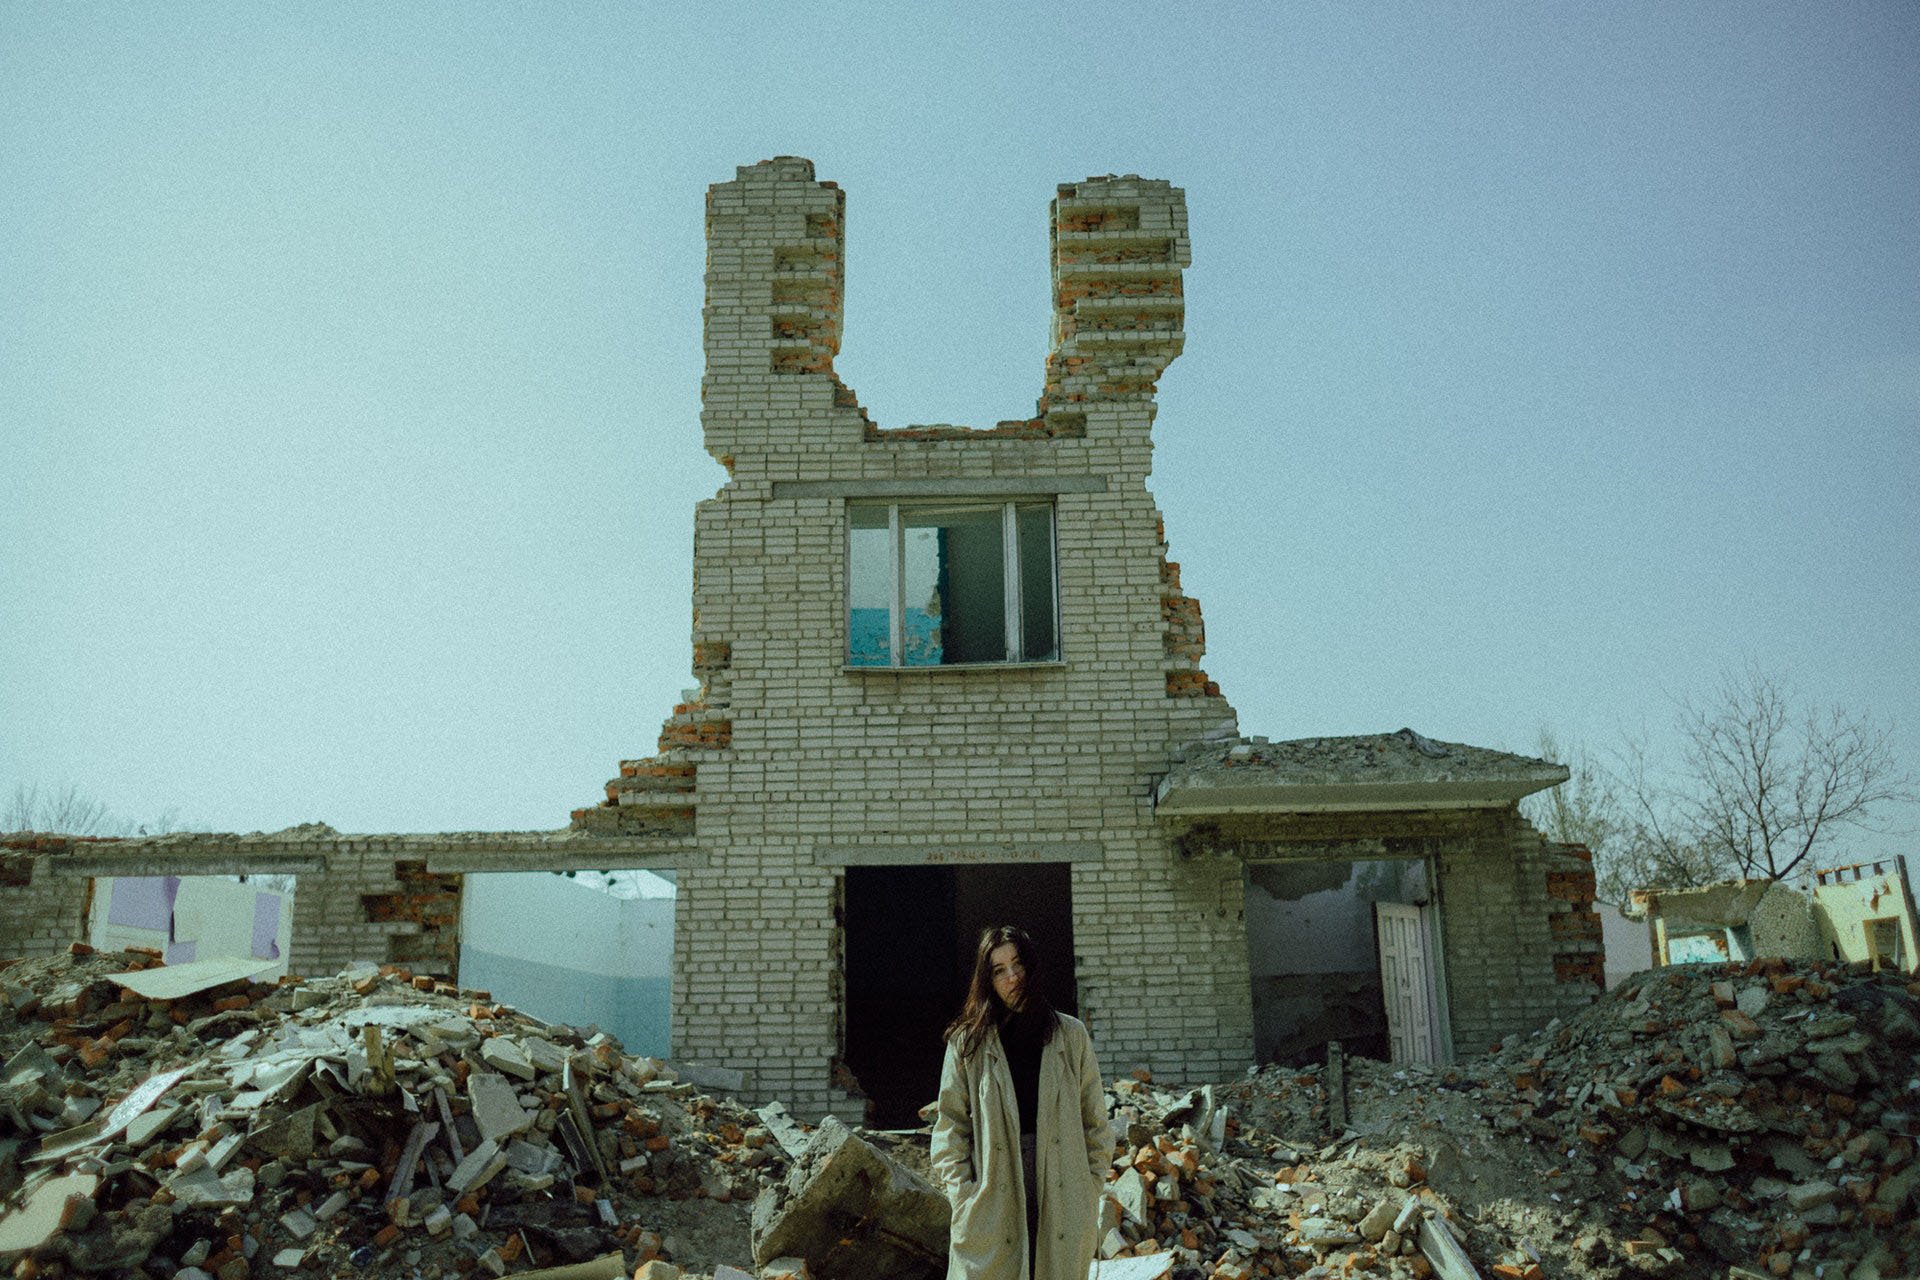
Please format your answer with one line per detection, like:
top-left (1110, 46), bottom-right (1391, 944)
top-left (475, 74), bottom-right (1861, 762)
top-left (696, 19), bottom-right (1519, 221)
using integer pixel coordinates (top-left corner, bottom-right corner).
top-left (1375, 902), bottom-right (1437, 1065)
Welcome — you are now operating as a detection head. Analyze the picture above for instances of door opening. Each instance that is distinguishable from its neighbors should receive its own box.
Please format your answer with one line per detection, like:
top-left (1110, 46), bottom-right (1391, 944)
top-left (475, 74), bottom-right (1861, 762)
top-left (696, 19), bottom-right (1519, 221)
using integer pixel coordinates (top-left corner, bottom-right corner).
top-left (842, 862), bottom-right (1074, 1128)
top-left (1243, 858), bottom-right (1446, 1066)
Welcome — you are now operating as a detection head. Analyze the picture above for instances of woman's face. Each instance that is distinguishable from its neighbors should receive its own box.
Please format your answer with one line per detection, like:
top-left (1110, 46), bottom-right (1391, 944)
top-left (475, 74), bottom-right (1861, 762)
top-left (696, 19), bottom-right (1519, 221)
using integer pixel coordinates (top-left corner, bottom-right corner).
top-left (988, 941), bottom-right (1027, 1011)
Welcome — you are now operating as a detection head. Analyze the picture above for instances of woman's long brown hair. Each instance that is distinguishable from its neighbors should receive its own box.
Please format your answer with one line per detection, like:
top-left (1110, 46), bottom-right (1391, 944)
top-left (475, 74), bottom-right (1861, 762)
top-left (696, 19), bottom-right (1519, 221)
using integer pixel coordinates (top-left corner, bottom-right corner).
top-left (944, 924), bottom-right (1057, 1060)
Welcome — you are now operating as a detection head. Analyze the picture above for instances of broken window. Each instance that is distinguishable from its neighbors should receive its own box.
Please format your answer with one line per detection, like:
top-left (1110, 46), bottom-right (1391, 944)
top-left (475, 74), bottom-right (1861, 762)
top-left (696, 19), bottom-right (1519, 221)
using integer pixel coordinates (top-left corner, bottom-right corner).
top-left (847, 501), bottom-right (1058, 666)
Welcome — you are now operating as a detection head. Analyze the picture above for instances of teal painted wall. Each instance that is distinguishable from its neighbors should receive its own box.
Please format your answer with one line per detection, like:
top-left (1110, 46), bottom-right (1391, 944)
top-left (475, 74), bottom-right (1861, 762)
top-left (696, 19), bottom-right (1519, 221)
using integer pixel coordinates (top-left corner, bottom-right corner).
top-left (459, 945), bottom-right (670, 1059)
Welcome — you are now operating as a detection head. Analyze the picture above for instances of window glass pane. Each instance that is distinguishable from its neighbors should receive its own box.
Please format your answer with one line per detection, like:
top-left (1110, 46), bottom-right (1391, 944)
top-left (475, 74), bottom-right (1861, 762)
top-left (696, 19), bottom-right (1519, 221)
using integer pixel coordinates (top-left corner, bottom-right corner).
top-left (1017, 504), bottom-right (1057, 661)
top-left (847, 507), bottom-right (891, 666)
top-left (901, 505), bottom-right (1006, 665)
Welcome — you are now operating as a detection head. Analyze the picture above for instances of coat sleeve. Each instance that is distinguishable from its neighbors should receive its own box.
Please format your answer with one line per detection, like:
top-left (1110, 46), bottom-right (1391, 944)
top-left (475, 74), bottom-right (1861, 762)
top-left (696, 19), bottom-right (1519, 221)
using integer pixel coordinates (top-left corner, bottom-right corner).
top-left (929, 1039), bottom-right (978, 1206)
top-left (1075, 1023), bottom-right (1115, 1181)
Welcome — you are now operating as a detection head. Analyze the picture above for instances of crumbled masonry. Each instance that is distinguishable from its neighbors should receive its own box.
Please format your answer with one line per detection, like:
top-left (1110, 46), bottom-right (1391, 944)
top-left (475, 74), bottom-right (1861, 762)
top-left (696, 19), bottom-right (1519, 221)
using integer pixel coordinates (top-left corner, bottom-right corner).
top-left (5, 943), bottom-right (1913, 1280)
top-left (1, 946), bottom-right (778, 1278)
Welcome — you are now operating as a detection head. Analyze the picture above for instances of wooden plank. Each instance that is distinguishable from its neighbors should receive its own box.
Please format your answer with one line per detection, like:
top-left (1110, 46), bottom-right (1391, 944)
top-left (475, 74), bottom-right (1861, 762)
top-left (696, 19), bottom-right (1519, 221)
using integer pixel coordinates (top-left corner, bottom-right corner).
top-left (1325, 1040), bottom-right (1347, 1132)
top-left (1419, 1215), bottom-right (1484, 1280)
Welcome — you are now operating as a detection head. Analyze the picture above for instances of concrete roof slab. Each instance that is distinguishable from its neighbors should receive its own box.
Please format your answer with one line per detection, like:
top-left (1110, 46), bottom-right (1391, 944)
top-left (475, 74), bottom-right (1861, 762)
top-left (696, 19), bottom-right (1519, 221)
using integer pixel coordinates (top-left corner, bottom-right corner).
top-left (1156, 729), bottom-right (1568, 815)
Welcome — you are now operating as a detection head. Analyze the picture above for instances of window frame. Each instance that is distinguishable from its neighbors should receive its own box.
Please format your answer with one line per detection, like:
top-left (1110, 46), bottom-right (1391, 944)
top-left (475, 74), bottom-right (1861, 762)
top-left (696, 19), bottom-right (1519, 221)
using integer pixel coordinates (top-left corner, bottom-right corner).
top-left (846, 498), bottom-right (1060, 669)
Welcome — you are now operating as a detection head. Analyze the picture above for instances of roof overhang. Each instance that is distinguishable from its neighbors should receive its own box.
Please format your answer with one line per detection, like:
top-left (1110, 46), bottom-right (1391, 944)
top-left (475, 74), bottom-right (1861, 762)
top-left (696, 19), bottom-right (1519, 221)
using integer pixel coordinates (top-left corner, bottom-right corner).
top-left (1154, 730), bottom-right (1570, 818)
top-left (1154, 775), bottom-right (1562, 816)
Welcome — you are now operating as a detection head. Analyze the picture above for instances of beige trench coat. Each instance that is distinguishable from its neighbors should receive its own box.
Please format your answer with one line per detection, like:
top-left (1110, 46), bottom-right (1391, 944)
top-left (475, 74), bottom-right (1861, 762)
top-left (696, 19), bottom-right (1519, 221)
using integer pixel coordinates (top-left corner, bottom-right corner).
top-left (930, 1013), bottom-right (1114, 1280)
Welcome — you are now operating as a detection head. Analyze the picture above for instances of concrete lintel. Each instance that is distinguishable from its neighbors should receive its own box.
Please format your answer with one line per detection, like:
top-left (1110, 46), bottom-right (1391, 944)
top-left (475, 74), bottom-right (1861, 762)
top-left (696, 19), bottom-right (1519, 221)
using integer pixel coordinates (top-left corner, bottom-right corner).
top-left (1231, 838), bottom-right (1392, 862)
top-left (815, 841), bottom-right (1103, 867)
top-left (49, 852), bottom-right (329, 878)
top-left (426, 845), bottom-right (706, 874)
top-left (1181, 834), bottom-right (1477, 862)
top-left (770, 476), bottom-right (1106, 500)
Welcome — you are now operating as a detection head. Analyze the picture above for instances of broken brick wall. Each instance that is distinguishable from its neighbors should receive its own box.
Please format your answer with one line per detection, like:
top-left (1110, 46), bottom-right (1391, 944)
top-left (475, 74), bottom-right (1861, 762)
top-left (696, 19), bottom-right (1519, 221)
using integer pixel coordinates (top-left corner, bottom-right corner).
top-left (3, 832), bottom-right (695, 1003)
top-left (625, 158), bottom-right (1248, 1120)
top-left (1437, 815), bottom-right (1605, 1053)
top-left (0, 836), bottom-right (97, 960)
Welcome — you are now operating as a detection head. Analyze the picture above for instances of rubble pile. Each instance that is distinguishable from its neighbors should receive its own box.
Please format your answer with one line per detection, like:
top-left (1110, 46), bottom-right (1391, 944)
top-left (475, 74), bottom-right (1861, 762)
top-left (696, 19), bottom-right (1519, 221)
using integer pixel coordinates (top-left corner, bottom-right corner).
top-left (1460, 958), bottom-right (1918, 1277)
top-left (1097, 1074), bottom-right (1476, 1280)
top-left (1222, 958), bottom-right (1919, 1280)
top-left (0, 946), bottom-right (785, 1279)
top-left (5, 945), bottom-right (1914, 1280)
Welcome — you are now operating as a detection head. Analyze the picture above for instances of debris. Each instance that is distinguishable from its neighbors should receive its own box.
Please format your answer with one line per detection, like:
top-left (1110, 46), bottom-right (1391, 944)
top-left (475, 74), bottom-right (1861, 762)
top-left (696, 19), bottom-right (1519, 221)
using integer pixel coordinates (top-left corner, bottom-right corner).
top-left (1089, 1254), bottom-right (1174, 1278)
top-left (115, 954), bottom-right (279, 999)
top-left (0, 947), bottom-right (792, 1277)
top-left (5, 943), bottom-right (1915, 1279)
top-left (749, 1117), bottom-right (947, 1279)
top-left (0, 1172), bottom-right (98, 1253)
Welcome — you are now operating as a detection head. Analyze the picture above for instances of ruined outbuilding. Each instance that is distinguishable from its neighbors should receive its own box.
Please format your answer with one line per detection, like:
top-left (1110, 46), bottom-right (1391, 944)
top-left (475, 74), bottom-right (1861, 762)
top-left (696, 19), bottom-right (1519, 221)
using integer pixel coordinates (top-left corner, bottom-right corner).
top-left (1, 159), bottom-right (1603, 1123)
top-left (1633, 856), bottom-right (1919, 975)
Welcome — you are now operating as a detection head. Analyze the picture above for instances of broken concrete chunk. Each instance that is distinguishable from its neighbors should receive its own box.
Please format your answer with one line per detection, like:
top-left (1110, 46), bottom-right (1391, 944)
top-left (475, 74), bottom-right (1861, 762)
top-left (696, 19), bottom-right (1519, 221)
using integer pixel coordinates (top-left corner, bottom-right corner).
top-left (1784, 1180), bottom-right (1842, 1212)
top-left (169, 1165), bottom-right (256, 1209)
top-left (469, 1069), bottom-right (534, 1143)
top-left (247, 1101), bottom-right (318, 1161)
top-left (1111, 1166), bottom-right (1150, 1226)
top-left (127, 1102), bottom-right (181, 1147)
top-left (1298, 1217), bottom-right (1360, 1246)
top-left (522, 1035), bottom-right (570, 1075)
top-left (506, 1137), bottom-right (558, 1174)
top-left (1358, 1195), bottom-right (1399, 1242)
top-left (480, 1037), bottom-right (536, 1081)
top-left (750, 1117), bottom-right (947, 1278)
top-left (205, 1130), bottom-right (248, 1173)
top-left (0, 1171), bottom-right (98, 1252)
top-left (448, 1137), bottom-right (509, 1196)
top-left (755, 1100), bottom-right (812, 1160)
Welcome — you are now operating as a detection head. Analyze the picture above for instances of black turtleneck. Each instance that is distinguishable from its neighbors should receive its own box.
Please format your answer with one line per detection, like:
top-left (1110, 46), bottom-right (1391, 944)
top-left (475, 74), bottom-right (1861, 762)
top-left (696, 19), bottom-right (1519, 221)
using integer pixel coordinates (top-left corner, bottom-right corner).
top-left (999, 1005), bottom-right (1051, 1134)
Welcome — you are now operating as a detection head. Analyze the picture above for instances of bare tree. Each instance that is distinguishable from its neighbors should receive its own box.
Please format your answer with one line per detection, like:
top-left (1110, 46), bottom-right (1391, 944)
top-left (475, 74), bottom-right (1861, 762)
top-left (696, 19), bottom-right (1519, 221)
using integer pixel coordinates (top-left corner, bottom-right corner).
top-left (1523, 727), bottom-right (1714, 906)
top-left (5, 782), bottom-right (129, 836)
top-left (1527, 665), bottom-right (1913, 902)
top-left (1604, 731), bottom-right (1735, 901)
top-left (1524, 727), bottom-right (1618, 851)
top-left (1670, 663), bottom-right (1915, 881)
top-left (4, 782), bottom-right (192, 838)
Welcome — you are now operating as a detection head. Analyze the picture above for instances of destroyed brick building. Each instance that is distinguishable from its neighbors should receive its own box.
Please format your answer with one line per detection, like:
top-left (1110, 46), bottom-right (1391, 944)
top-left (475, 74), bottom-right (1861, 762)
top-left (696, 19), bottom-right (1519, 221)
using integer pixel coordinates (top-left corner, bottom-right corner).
top-left (1, 158), bottom-right (1604, 1125)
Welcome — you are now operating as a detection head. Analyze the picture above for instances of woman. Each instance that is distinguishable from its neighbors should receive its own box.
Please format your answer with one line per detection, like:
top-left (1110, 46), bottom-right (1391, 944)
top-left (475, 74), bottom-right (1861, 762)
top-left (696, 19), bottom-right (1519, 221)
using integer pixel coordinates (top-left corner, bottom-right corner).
top-left (931, 925), bottom-right (1113, 1280)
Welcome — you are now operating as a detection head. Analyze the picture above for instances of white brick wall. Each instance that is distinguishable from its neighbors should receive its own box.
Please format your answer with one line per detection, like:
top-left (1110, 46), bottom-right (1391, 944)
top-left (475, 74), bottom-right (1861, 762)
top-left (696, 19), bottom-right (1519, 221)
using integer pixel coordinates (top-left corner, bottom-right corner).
top-left (669, 159), bottom-right (1251, 1117)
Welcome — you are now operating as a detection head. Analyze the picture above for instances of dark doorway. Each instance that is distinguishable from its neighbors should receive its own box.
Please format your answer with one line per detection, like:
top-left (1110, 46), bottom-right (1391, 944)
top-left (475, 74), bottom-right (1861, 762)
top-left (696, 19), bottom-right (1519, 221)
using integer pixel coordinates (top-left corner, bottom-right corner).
top-left (842, 862), bottom-right (1075, 1128)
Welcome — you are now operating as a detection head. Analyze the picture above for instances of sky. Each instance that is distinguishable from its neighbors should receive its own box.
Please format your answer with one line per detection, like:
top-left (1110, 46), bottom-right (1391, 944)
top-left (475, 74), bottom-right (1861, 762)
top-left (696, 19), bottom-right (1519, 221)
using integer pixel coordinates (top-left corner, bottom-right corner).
top-left (4, 3), bottom-right (1916, 866)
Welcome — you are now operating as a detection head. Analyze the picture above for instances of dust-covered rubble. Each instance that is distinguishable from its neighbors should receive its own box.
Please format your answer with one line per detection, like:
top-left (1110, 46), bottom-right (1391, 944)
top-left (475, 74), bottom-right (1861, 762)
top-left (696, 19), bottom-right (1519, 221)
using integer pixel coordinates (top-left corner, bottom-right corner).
top-left (1, 945), bottom-right (783, 1278)
top-left (5, 947), bottom-right (1915, 1280)
top-left (905, 956), bottom-right (1916, 1280)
